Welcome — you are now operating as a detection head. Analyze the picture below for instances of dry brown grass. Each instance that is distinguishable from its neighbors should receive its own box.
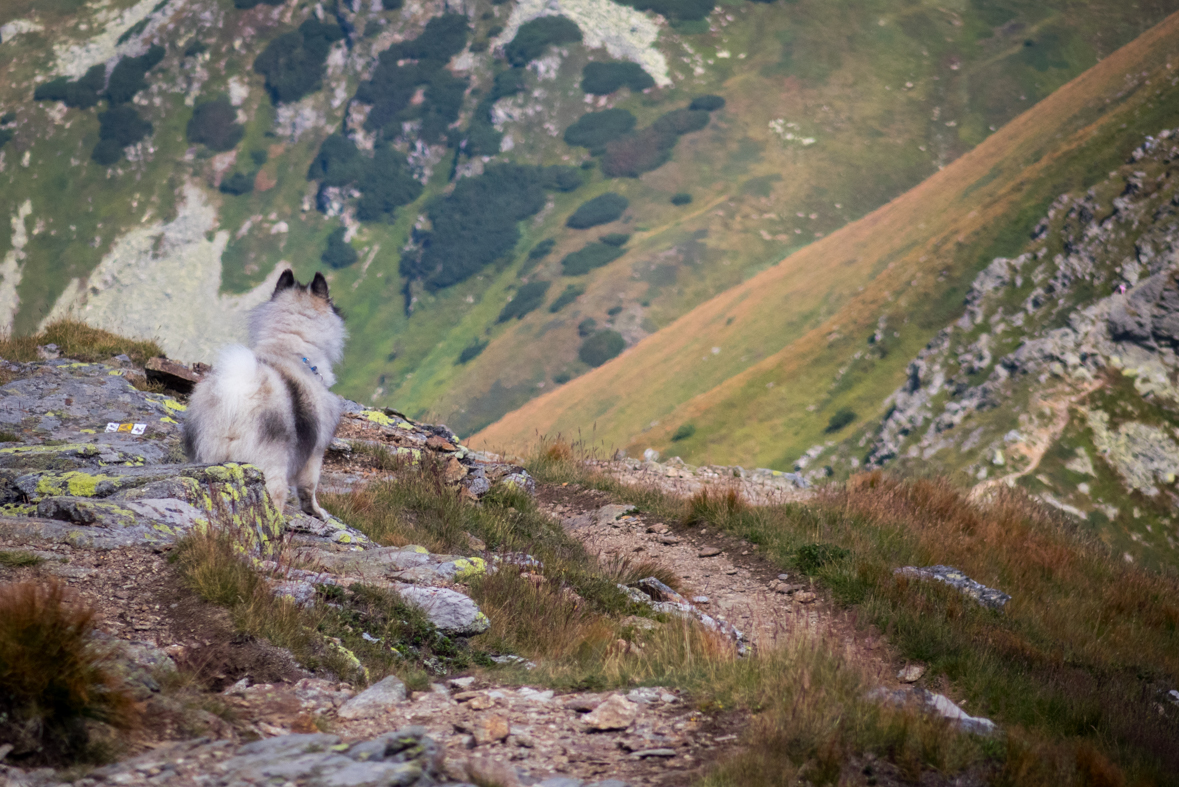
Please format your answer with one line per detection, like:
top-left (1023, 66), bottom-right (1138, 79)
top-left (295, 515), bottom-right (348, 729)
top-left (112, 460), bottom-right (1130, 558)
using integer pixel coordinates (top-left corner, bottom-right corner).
top-left (0, 320), bottom-right (163, 367)
top-left (0, 581), bottom-right (138, 765)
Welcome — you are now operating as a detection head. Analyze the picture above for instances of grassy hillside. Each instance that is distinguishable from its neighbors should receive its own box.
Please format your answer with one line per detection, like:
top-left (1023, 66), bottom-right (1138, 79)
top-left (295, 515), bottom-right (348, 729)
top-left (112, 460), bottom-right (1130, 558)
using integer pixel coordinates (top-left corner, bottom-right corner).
top-left (2, 0), bottom-right (1177, 435)
top-left (473, 10), bottom-right (1179, 469)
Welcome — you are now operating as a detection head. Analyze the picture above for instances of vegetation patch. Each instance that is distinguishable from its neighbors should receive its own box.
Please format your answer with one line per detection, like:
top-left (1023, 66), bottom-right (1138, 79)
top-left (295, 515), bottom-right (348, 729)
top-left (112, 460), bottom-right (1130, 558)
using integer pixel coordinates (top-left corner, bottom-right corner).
top-left (616, 0), bottom-right (715, 22)
top-left (689, 94), bottom-right (725, 112)
top-left (456, 338), bottom-right (488, 365)
top-left (549, 284), bottom-right (584, 312)
top-left (599, 233), bottom-right (630, 247)
top-left (601, 108), bottom-right (711, 178)
top-left (561, 243), bottom-right (626, 275)
top-left (497, 280), bottom-right (551, 322)
top-left (321, 226), bottom-right (358, 269)
top-left (504, 16), bottom-right (582, 67)
top-left (307, 136), bottom-right (420, 223)
top-left (567, 193), bottom-right (629, 229)
top-left (253, 19), bottom-right (345, 105)
top-left (824, 407), bottom-right (856, 433)
top-left (106, 45), bottom-right (165, 105)
top-left (670, 192), bottom-right (692, 205)
top-left (579, 329), bottom-right (625, 366)
top-left (218, 172), bottom-right (255, 195)
top-left (92, 107), bottom-right (153, 165)
top-left (0, 582), bottom-right (138, 765)
top-left (403, 164), bottom-right (547, 290)
top-left (33, 64), bottom-right (106, 109)
top-left (671, 423), bottom-right (696, 442)
top-left (563, 109), bottom-right (636, 153)
top-left (186, 98), bottom-right (245, 152)
top-left (581, 61), bottom-right (655, 95)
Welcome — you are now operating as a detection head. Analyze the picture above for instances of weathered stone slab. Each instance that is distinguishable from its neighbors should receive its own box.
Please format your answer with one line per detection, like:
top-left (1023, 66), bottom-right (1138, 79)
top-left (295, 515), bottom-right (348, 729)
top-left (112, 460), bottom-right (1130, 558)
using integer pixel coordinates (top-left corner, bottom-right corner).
top-left (894, 565), bottom-right (1011, 610)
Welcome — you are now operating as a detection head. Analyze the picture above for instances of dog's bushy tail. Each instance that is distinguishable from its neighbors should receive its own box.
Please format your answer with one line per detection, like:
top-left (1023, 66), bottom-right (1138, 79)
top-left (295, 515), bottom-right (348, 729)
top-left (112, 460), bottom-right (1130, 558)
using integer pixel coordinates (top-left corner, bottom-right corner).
top-left (183, 345), bottom-right (263, 462)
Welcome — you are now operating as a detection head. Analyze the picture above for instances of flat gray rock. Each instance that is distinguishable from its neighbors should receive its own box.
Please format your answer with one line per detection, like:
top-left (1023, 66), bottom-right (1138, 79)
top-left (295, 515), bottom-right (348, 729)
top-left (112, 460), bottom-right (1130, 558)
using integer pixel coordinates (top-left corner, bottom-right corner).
top-left (337, 675), bottom-right (408, 720)
top-left (894, 565), bottom-right (1011, 610)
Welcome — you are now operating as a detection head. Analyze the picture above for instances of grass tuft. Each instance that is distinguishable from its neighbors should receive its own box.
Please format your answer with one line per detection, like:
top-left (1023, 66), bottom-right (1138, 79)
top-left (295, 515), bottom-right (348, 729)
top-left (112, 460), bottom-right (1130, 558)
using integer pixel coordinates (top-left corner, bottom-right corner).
top-left (0, 320), bottom-right (163, 367)
top-left (0, 550), bottom-right (46, 568)
top-left (0, 581), bottom-right (138, 765)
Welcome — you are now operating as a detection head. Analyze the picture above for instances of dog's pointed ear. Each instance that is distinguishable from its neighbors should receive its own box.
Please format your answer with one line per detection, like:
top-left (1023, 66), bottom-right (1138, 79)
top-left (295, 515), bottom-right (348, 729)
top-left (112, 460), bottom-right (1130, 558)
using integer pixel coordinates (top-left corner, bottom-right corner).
top-left (310, 272), bottom-right (330, 300)
top-left (274, 269), bottom-right (296, 296)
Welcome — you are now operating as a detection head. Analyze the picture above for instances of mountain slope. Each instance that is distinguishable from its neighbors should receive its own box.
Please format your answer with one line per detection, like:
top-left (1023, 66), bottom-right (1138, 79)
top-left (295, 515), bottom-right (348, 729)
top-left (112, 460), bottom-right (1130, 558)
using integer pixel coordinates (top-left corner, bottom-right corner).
top-left (473, 10), bottom-right (1179, 470)
top-left (2, 0), bottom-right (1177, 435)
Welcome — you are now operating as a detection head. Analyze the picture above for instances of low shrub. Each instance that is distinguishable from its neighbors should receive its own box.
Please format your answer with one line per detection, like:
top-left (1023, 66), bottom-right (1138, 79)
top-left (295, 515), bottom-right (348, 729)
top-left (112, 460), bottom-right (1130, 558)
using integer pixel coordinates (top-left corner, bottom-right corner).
top-left (106, 44), bottom-right (165, 105)
top-left (794, 542), bottom-right (850, 574)
top-left (419, 70), bottom-right (468, 143)
top-left (529, 238), bottom-right (556, 260)
top-left (33, 64), bottom-right (106, 109)
top-left (504, 16), bottom-right (582, 67)
top-left (549, 284), bottom-right (584, 312)
top-left (234, 0), bottom-right (285, 8)
top-left (307, 133), bottom-right (364, 186)
top-left (490, 68), bottom-right (527, 101)
top-left (321, 226), bottom-right (358, 269)
top-left (219, 171), bottom-right (255, 195)
top-left (825, 407), bottom-right (856, 433)
top-left (250, 148), bottom-right (269, 166)
top-left (92, 106), bottom-right (152, 165)
top-left (567, 192), bottom-right (628, 228)
top-left (183, 39), bottom-right (207, 57)
top-left (689, 94), bottom-right (725, 111)
top-left (563, 108), bottom-right (636, 152)
top-left (617, 0), bottom-right (715, 22)
top-left (186, 98), bottom-right (244, 151)
top-left (579, 329), bottom-right (625, 366)
top-left (671, 423), bottom-right (695, 442)
top-left (387, 13), bottom-right (469, 63)
top-left (457, 338), bottom-right (488, 365)
top-left (671, 192), bottom-right (692, 205)
top-left (0, 582), bottom-right (138, 765)
top-left (581, 61), bottom-right (655, 95)
top-left (652, 107), bottom-right (710, 136)
top-left (0, 130), bottom-right (12, 150)
top-left (497, 280), bottom-right (551, 322)
top-left (599, 233), bottom-right (630, 247)
top-left (542, 165), bottom-right (583, 192)
top-left (411, 163), bottom-right (547, 290)
top-left (253, 19), bottom-right (344, 105)
top-left (561, 243), bottom-right (626, 275)
top-left (577, 317), bottom-right (597, 337)
top-left (356, 146), bottom-right (422, 222)
top-left (600, 127), bottom-right (675, 178)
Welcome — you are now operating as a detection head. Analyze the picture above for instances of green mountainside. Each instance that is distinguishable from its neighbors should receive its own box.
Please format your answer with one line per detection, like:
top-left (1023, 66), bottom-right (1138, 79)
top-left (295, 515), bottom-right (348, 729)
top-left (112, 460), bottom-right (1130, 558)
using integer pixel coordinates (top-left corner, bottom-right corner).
top-left (1, 0), bottom-right (1176, 433)
top-left (477, 10), bottom-right (1179, 570)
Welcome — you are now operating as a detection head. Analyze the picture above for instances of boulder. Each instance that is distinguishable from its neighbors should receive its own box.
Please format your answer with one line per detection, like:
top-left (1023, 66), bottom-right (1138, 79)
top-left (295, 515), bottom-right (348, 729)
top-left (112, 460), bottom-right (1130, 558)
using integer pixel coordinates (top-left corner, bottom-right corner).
top-left (582, 694), bottom-right (639, 731)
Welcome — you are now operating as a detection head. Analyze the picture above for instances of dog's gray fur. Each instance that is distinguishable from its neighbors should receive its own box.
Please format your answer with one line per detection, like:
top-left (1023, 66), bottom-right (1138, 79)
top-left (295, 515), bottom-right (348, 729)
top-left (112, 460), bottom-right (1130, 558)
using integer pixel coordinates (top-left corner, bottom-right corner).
top-left (183, 270), bottom-right (346, 518)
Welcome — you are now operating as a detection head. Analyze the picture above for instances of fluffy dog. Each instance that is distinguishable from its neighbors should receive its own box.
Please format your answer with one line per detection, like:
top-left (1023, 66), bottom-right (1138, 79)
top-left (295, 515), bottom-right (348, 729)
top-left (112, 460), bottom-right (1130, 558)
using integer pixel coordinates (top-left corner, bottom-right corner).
top-left (183, 269), bottom-right (346, 519)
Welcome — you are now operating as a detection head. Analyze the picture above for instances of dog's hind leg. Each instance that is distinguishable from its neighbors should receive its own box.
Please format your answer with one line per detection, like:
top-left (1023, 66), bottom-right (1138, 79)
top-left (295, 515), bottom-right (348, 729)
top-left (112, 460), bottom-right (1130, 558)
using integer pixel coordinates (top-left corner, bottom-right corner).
top-left (295, 451), bottom-right (331, 520)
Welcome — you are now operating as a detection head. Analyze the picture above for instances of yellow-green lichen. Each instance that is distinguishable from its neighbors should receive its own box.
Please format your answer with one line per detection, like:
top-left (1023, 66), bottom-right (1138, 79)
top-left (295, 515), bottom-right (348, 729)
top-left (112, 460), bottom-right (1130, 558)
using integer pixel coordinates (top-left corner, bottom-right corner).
top-left (405, 545), bottom-right (429, 554)
top-left (34, 470), bottom-right (122, 498)
top-left (451, 557), bottom-right (487, 581)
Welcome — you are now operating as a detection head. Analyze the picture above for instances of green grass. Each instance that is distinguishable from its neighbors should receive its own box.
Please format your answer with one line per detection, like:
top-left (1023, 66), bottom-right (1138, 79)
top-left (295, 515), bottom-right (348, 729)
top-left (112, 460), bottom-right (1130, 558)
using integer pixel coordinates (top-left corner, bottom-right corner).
top-left (525, 447), bottom-right (1179, 785)
top-left (0, 550), bottom-right (46, 568)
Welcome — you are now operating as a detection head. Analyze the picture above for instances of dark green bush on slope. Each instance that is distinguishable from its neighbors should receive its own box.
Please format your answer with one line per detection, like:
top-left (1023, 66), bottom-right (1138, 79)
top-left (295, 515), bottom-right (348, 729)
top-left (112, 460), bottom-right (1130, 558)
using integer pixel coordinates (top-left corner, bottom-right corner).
top-left (186, 98), bottom-right (245, 151)
top-left (599, 233), bottom-right (630, 247)
top-left (549, 284), bottom-right (584, 312)
top-left (34, 65), bottom-right (106, 109)
top-left (505, 16), bottom-right (582, 66)
top-left (581, 61), bottom-right (655, 95)
top-left (457, 338), bottom-right (488, 364)
top-left (825, 408), bottom-right (856, 433)
top-left (234, 0), bottom-right (285, 8)
top-left (497, 280), bottom-right (551, 322)
top-left (529, 238), bottom-right (556, 260)
top-left (689, 94), bottom-right (725, 111)
top-left (106, 45), bottom-right (165, 104)
top-left (91, 106), bottom-right (152, 165)
top-left (579, 329), bottom-right (625, 367)
top-left (322, 226), bottom-right (358, 269)
top-left (600, 108), bottom-right (711, 178)
top-left (561, 243), bottom-right (625, 275)
top-left (563, 109), bottom-right (636, 152)
top-left (0, 130), bottom-right (12, 150)
top-left (618, 0), bottom-right (714, 22)
top-left (542, 165), bottom-right (582, 191)
top-left (355, 15), bottom-right (469, 138)
top-left (308, 134), bottom-right (364, 186)
top-left (567, 192), bottom-right (628, 228)
top-left (219, 172), bottom-right (255, 195)
top-left (407, 164), bottom-right (547, 290)
top-left (357, 147), bottom-right (422, 222)
top-left (253, 19), bottom-right (344, 104)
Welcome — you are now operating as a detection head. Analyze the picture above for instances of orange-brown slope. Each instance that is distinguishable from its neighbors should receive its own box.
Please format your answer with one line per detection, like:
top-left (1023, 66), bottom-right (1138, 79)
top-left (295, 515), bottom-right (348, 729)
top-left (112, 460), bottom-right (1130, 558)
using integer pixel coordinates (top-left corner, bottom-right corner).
top-left (471, 11), bottom-right (1179, 464)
